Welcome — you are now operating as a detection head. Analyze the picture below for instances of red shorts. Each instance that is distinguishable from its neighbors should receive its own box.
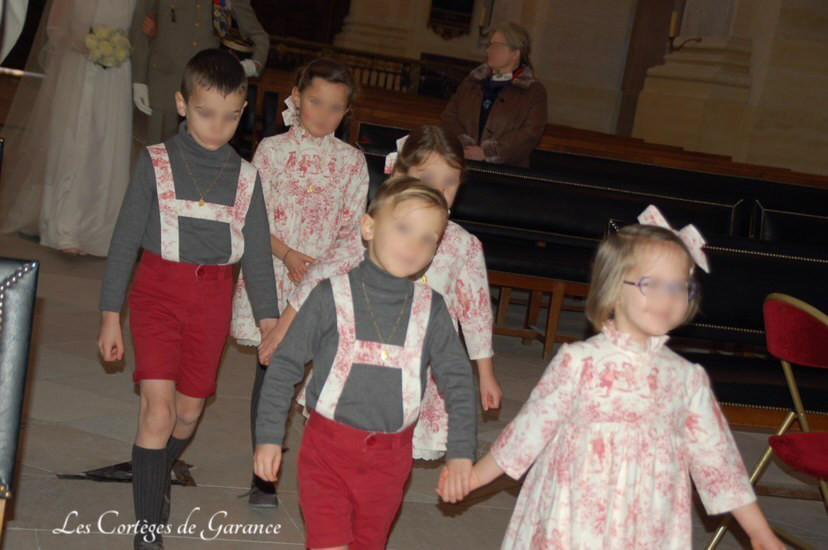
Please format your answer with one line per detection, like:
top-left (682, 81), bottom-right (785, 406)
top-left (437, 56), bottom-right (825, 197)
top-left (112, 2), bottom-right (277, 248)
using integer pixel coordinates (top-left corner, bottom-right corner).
top-left (298, 411), bottom-right (415, 550)
top-left (128, 250), bottom-right (233, 398)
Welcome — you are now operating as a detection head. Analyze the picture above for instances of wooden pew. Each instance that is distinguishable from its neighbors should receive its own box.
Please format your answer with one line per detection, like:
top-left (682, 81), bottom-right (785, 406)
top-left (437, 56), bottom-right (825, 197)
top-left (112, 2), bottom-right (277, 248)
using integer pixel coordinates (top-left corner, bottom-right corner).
top-left (363, 141), bottom-right (828, 430)
top-left (248, 68), bottom-right (828, 189)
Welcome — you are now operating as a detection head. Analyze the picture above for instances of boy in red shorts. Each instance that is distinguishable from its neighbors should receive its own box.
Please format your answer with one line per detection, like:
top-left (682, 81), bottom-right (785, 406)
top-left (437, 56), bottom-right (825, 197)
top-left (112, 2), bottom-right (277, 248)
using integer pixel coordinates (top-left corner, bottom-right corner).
top-left (98, 49), bottom-right (277, 550)
top-left (254, 178), bottom-right (477, 549)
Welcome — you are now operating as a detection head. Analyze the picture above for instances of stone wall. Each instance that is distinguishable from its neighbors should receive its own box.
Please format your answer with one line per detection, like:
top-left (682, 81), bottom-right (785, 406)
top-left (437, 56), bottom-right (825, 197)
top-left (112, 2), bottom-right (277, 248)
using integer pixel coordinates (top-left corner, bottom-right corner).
top-left (634, 0), bottom-right (828, 176)
top-left (334, 0), bottom-right (638, 134)
top-left (334, 0), bottom-right (828, 175)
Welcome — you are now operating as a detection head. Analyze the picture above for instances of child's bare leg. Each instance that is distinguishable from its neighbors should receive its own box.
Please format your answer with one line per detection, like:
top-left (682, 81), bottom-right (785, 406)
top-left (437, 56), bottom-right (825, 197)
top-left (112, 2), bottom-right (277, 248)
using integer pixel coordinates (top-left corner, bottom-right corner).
top-left (136, 379), bottom-right (177, 448)
top-left (171, 391), bottom-right (205, 439)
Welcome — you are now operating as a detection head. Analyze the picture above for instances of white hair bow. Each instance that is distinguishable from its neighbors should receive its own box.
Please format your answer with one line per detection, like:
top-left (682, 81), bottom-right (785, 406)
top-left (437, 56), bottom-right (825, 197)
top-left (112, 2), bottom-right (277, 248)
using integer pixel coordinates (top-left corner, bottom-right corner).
top-left (637, 205), bottom-right (711, 273)
top-left (281, 96), bottom-right (300, 127)
top-left (383, 135), bottom-right (410, 175)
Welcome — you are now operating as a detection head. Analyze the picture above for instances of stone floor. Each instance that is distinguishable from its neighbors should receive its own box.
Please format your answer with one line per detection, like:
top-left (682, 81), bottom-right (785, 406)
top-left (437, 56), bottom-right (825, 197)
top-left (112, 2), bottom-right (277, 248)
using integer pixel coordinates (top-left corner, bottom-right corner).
top-left (1, 233), bottom-right (826, 549)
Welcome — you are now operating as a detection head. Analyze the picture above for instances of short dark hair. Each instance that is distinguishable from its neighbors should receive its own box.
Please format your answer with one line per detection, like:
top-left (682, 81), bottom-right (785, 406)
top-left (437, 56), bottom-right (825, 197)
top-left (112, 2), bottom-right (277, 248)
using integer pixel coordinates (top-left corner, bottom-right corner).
top-left (180, 48), bottom-right (247, 102)
top-left (295, 58), bottom-right (358, 106)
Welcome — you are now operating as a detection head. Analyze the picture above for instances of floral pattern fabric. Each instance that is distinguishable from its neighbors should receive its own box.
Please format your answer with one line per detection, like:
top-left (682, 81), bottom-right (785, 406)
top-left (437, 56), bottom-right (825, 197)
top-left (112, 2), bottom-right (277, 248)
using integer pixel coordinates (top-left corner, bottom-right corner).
top-left (315, 274), bottom-right (432, 429)
top-left (490, 324), bottom-right (756, 549)
top-left (230, 125), bottom-right (369, 344)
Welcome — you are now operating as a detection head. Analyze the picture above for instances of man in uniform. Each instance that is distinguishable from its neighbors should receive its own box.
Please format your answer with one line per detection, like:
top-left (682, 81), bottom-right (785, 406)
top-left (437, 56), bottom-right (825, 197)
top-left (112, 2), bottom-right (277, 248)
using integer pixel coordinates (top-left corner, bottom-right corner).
top-left (130, 0), bottom-right (269, 143)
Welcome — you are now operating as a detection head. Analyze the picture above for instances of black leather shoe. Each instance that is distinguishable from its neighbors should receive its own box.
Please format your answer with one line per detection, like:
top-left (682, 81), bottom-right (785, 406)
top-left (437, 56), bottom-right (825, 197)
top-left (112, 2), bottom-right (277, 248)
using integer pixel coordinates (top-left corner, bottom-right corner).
top-left (245, 475), bottom-right (278, 508)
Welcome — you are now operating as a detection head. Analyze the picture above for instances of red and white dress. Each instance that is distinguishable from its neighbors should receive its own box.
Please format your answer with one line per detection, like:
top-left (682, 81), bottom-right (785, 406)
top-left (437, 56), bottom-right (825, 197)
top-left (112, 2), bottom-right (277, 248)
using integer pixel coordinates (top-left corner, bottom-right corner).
top-left (289, 221), bottom-right (493, 458)
top-left (491, 324), bottom-right (756, 549)
top-left (231, 122), bottom-right (369, 345)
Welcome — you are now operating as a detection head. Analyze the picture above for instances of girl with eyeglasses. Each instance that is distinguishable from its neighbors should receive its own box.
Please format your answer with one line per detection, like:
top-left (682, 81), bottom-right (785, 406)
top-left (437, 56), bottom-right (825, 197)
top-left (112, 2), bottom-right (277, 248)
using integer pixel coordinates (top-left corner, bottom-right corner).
top-left (437, 207), bottom-right (782, 550)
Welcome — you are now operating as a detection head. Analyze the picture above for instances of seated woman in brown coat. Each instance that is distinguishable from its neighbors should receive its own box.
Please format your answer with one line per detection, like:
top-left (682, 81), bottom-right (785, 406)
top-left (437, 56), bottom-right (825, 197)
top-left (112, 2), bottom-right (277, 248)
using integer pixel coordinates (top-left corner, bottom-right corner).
top-left (441, 22), bottom-right (547, 168)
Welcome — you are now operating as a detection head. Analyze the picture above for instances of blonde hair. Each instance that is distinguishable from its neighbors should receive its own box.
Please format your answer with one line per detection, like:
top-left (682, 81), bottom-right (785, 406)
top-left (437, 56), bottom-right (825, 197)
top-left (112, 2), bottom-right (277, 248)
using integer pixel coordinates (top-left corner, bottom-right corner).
top-left (368, 176), bottom-right (449, 228)
top-left (585, 224), bottom-right (701, 331)
top-left (489, 22), bottom-right (533, 68)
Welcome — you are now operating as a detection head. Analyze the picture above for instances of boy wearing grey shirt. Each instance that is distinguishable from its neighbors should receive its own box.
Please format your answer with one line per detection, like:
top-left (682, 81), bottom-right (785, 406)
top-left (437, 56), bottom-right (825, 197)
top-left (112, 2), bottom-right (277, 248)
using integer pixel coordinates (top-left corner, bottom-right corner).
top-left (98, 49), bottom-right (277, 550)
top-left (254, 178), bottom-right (477, 549)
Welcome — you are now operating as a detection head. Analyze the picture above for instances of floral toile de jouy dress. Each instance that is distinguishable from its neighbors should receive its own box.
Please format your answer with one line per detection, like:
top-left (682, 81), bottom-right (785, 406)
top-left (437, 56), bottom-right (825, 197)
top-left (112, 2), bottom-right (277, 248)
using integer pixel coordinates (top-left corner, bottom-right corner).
top-left (490, 324), bottom-right (756, 549)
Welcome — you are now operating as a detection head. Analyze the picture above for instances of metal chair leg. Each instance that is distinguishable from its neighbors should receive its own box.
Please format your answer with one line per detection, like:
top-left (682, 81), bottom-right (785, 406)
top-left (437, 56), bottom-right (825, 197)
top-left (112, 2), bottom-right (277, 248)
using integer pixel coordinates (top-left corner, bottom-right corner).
top-left (780, 360), bottom-right (828, 516)
top-left (704, 514), bottom-right (733, 550)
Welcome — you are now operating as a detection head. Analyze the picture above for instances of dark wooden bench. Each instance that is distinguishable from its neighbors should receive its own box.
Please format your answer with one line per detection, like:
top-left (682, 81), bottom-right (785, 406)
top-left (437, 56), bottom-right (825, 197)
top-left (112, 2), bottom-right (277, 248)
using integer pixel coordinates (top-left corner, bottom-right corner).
top-left (358, 136), bottom-right (828, 429)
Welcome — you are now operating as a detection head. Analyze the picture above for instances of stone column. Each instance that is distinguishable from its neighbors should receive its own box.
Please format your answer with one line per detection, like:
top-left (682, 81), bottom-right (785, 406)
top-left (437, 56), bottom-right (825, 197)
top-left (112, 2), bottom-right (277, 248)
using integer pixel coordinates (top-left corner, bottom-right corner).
top-left (634, 0), bottom-right (828, 176)
top-left (632, 35), bottom-right (752, 154)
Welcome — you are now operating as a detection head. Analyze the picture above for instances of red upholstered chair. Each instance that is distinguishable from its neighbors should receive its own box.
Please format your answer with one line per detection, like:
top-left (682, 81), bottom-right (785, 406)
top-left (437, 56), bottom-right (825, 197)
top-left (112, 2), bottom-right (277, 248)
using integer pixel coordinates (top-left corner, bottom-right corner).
top-left (706, 293), bottom-right (828, 549)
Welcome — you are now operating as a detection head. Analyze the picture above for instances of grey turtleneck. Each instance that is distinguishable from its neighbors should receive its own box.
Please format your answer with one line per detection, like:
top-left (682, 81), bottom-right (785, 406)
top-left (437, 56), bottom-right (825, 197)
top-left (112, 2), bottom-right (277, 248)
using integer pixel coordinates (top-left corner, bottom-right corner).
top-left (99, 122), bottom-right (278, 321)
top-left (256, 257), bottom-right (478, 460)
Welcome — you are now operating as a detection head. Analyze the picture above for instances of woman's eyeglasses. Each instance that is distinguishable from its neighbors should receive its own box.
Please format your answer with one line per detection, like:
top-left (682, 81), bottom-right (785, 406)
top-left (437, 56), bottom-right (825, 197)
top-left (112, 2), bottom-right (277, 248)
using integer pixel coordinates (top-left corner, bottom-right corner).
top-left (623, 276), bottom-right (698, 301)
top-left (485, 41), bottom-right (511, 50)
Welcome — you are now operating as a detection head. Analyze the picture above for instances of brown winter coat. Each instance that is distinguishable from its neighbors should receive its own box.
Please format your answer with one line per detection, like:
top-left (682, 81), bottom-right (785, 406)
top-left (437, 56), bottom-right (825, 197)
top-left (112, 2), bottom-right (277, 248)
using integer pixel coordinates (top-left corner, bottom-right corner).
top-left (441, 63), bottom-right (547, 168)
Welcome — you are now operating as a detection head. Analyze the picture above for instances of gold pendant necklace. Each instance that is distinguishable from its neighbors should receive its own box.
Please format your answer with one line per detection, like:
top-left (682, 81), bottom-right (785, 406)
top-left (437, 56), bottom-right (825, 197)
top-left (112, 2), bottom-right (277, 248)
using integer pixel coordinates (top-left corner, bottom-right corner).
top-left (176, 140), bottom-right (231, 207)
top-left (361, 275), bottom-right (409, 361)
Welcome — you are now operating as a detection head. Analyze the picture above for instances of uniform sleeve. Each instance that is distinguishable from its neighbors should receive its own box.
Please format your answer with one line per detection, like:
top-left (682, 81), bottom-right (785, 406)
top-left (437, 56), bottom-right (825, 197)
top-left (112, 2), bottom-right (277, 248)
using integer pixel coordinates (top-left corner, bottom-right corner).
top-left (426, 294), bottom-right (478, 460)
top-left (240, 173), bottom-right (278, 321)
top-left (129, 0), bottom-right (158, 84)
top-left (99, 149), bottom-right (155, 312)
top-left (480, 83), bottom-right (547, 164)
top-left (491, 344), bottom-right (579, 479)
top-left (336, 151), bottom-right (369, 241)
top-left (440, 79), bottom-right (477, 146)
top-left (231, 0), bottom-right (270, 71)
top-left (287, 223), bottom-right (364, 311)
top-left (255, 282), bottom-right (332, 446)
top-left (684, 365), bottom-right (756, 515)
top-left (455, 236), bottom-right (494, 360)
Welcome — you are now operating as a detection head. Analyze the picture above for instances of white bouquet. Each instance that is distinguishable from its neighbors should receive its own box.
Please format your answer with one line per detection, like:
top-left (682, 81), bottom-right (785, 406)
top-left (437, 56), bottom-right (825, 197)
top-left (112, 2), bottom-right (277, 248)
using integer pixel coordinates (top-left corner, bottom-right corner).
top-left (85, 25), bottom-right (131, 69)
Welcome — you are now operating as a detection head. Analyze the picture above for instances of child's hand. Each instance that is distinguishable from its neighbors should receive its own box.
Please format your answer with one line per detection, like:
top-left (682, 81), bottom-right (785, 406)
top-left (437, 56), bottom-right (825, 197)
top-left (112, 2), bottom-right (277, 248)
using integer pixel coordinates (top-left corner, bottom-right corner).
top-left (142, 14), bottom-right (157, 39)
top-left (479, 372), bottom-right (502, 411)
top-left (284, 249), bottom-right (315, 284)
top-left (253, 444), bottom-right (282, 482)
top-left (98, 312), bottom-right (124, 362)
top-left (258, 319), bottom-right (287, 365)
top-left (435, 458), bottom-right (472, 503)
top-left (258, 318), bottom-right (278, 339)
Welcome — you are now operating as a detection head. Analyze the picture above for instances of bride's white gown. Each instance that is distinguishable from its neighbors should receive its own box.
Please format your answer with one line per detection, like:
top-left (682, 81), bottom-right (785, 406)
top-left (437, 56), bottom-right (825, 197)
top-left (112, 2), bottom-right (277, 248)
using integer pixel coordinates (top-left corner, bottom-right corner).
top-left (0, 0), bottom-right (136, 256)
